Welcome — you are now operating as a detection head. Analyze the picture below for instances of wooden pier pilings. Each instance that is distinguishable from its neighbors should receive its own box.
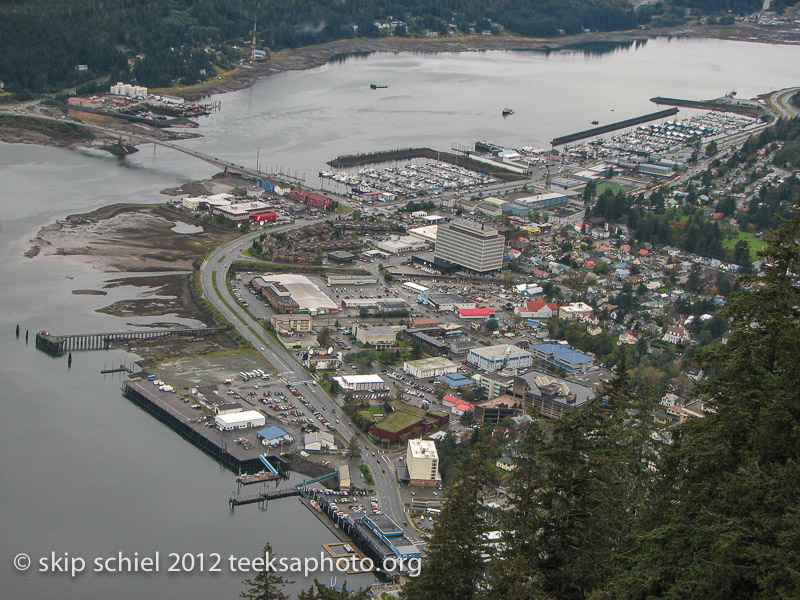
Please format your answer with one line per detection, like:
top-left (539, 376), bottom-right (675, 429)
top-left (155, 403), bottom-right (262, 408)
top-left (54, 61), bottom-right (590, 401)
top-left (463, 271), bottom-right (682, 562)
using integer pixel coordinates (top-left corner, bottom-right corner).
top-left (35, 327), bottom-right (228, 356)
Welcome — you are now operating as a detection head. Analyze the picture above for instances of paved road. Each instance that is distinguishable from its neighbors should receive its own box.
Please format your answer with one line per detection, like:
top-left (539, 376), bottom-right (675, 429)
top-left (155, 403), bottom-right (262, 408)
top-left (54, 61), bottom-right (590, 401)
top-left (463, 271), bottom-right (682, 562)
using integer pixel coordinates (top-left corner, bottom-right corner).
top-left (200, 226), bottom-right (415, 541)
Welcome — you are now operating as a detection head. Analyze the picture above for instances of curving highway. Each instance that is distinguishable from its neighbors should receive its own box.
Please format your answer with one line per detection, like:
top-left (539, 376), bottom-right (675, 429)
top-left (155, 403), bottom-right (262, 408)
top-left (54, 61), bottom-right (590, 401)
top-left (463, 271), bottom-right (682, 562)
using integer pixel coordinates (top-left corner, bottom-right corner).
top-left (200, 226), bottom-right (416, 542)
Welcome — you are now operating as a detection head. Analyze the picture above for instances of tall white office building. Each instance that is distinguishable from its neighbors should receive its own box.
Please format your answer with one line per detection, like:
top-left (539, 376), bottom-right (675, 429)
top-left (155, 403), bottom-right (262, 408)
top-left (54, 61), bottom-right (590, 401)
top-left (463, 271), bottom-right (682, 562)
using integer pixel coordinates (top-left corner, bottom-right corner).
top-left (434, 219), bottom-right (504, 273)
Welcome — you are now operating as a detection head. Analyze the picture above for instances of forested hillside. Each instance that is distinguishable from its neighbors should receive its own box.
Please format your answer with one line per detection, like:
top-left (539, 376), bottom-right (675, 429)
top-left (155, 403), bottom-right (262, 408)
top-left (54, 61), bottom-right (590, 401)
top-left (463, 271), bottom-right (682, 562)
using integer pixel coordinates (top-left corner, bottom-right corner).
top-left (0, 0), bottom-right (767, 95)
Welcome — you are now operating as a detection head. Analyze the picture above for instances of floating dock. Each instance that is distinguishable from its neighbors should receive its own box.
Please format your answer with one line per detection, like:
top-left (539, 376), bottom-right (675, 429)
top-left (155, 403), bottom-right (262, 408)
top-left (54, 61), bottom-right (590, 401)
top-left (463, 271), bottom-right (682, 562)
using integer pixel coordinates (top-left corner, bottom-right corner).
top-left (229, 488), bottom-right (301, 507)
top-left (551, 108), bottom-right (679, 146)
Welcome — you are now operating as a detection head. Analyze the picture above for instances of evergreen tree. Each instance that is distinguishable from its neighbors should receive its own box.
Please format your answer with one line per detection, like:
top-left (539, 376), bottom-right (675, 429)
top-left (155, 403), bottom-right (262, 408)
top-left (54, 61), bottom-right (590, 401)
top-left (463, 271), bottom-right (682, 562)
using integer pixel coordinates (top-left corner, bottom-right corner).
top-left (402, 436), bottom-right (493, 600)
top-left (240, 543), bottom-right (292, 600)
top-left (489, 358), bottom-right (655, 600)
top-left (599, 205), bottom-right (800, 600)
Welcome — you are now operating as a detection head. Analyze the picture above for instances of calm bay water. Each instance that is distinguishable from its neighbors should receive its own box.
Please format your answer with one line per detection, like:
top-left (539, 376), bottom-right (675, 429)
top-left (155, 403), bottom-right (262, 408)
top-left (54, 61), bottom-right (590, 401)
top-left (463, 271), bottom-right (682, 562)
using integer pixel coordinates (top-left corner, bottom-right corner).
top-left (1, 37), bottom-right (799, 599)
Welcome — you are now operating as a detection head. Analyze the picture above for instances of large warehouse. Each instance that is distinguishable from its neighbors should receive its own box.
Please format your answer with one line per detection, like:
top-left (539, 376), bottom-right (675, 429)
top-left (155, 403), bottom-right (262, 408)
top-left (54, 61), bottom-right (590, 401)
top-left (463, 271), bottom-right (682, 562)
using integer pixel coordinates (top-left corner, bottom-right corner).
top-left (255, 273), bottom-right (338, 315)
top-left (333, 374), bottom-right (388, 392)
top-left (467, 344), bottom-right (533, 373)
top-left (403, 357), bottom-right (459, 379)
top-left (215, 410), bottom-right (266, 431)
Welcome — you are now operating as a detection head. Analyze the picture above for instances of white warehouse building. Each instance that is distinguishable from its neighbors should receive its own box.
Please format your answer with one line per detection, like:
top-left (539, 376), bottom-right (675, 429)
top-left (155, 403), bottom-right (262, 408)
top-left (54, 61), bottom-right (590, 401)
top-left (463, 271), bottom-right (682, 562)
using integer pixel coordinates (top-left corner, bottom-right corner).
top-left (215, 410), bottom-right (266, 431)
top-left (467, 344), bottom-right (533, 373)
top-left (333, 374), bottom-right (387, 392)
top-left (403, 357), bottom-right (459, 379)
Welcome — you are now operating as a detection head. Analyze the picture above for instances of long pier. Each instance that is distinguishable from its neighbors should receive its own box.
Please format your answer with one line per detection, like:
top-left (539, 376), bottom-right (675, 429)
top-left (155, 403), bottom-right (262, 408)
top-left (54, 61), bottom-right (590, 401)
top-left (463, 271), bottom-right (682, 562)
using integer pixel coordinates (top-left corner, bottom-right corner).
top-left (551, 107), bottom-right (679, 146)
top-left (229, 488), bottom-right (302, 507)
top-left (35, 327), bottom-right (228, 356)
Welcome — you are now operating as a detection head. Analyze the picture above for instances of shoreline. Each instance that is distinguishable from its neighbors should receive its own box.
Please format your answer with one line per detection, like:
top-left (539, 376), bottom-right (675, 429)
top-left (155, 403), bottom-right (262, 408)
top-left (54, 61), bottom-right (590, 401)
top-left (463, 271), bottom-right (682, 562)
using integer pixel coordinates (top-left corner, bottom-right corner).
top-left (1, 22), bottom-right (796, 152)
top-left (169, 22), bottom-right (800, 101)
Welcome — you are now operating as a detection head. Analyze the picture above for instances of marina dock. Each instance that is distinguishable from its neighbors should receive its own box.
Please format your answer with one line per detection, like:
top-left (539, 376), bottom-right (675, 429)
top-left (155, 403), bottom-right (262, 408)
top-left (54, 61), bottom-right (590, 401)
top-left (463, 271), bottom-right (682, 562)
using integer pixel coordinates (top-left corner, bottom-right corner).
top-left (122, 377), bottom-right (289, 473)
top-left (229, 488), bottom-right (301, 507)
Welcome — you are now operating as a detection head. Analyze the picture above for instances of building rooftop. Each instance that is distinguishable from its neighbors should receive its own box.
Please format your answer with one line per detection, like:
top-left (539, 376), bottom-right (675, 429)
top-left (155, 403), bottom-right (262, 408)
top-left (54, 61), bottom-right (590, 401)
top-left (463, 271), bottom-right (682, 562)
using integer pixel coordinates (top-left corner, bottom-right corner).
top-left (520, 370), bottom-right (594, 408)
top-left (446, 219), bottom-right (500, 237)
top-left (258, 425), bottom-right (291, 440)
top-left (470, 344), bottom-right (531, 360)
top-left (404, 357), bottom-right (458, 370)
top-left (338, 374), bottom-right (385, 385)
top-left (436, 373), bottom-right (476, 387)
top-left (533, 342), bottom-right (593, 363)
top-left (408, 438), bottom-right (439, 460)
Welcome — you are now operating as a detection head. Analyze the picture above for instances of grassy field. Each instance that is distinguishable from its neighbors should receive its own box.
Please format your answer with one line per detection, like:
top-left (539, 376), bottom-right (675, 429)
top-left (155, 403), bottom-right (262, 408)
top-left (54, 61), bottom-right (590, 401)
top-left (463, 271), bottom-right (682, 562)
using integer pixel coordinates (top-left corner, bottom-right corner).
top-left (722, 230), bottom-right (767, 260)
top-left (594, 181), bottom-right (633, 196)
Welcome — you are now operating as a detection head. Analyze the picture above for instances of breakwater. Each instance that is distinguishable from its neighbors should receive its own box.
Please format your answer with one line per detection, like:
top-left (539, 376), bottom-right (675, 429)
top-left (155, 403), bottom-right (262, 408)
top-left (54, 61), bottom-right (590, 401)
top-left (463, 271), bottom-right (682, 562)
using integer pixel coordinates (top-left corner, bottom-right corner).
top-left (551, 108), bottom-right (679, 146)
top-left (650, 96), bottom-right (765, 117)
top-left (328, 147), bottom-right (524, 181)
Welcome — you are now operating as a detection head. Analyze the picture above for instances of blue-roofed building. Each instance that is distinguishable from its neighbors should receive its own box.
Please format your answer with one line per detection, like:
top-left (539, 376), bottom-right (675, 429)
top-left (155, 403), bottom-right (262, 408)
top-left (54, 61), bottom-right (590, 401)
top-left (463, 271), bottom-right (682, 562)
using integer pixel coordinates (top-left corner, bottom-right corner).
top-left (257, 426), bottom-right (294, 446)
top-left (437, 373), bottom-right (477, 388)
top-left (531, 342), bottom-right (595, 373)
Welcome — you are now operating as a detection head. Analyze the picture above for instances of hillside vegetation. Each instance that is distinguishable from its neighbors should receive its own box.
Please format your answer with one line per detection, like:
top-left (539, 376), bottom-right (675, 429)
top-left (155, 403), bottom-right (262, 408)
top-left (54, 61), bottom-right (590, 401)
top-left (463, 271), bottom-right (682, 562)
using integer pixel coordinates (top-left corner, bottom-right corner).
top-left (0, 0), bottom-right (768, 94)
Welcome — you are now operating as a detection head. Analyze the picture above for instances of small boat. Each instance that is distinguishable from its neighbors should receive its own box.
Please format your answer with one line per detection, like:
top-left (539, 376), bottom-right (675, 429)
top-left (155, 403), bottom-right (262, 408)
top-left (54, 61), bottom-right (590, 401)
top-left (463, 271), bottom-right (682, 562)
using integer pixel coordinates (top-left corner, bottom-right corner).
top-left (591, 120), bottom-right (599, 125)
top-left (502, 108), bottom-right (514, 116)
top-left (369, 84), bottom-right (388, 89)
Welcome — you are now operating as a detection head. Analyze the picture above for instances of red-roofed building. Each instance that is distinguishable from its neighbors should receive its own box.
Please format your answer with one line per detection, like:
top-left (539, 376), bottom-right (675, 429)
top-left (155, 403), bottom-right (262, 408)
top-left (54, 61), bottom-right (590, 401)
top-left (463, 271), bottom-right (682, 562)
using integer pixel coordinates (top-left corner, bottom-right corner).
top-left (251, 211), bottom-right (277, 224)
top-left (442, 395), bottom-right (475, 416)
top-left (457, 308), bottom-right (496, 320)
top-left (639, 248), bottom-right (649, 256)
top-left (515, 298), bottom-right (558, 320)
top-left (290, 188), bottom-right (333, 209)
top-left (712, 212), bottom-right (725, 220)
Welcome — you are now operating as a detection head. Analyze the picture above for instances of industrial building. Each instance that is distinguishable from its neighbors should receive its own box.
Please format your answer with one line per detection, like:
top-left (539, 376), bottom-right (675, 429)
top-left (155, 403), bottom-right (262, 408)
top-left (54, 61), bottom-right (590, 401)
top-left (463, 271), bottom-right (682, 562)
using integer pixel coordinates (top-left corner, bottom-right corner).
top-left (531, 342), bottom-right (595, 373)
top-left (467, 344), bottom-right (533, 373)
top-left (354, 514), bottom-right (421, 559)
top-left (304, 431), bottom-right (337, 452)
top-left (403, 357), bottom-right (458, 379)
top-left (433, 219), bottom-right (505, 273)
top-left (110, 81), bottom-right (148, 98)
top-left (326, 274), bottom-right (380, 286)
top-left (215, 410), bottom-right (266, 431)
top-left (375, 235), bottom-right (429, 255)
top-left (257, 425), bottom-right (294, 446)
top-left (423, 293), bottom-right (476, 312)
top-left (406, 439), bottom-right (441, 487)
top-left (270, 313), bottom-right (313, 333)
top-left (327, 251), bottom-right (356, 264)
top-left (352, 323), bottom-right (396, 348)
top-left (332, 374), bottom-right (388, 392)
top-left (255, 274), bottom-right (338, 315)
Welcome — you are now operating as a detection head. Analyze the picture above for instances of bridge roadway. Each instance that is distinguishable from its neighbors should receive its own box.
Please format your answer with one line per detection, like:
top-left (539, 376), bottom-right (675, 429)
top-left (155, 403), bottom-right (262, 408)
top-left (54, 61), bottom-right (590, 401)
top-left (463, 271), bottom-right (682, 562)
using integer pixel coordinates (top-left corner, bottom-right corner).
top-left (200, 224), bottom-right (416, 545)
top-left (1, 109), bottom-right (288, 182)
